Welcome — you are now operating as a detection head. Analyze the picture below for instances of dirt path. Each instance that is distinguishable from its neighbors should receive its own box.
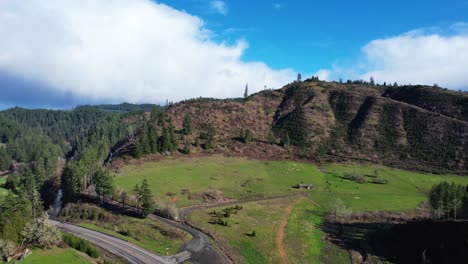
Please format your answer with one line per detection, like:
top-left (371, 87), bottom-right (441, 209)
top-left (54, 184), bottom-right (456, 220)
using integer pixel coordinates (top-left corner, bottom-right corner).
top-left (277, 196), bottom-right (304, 264)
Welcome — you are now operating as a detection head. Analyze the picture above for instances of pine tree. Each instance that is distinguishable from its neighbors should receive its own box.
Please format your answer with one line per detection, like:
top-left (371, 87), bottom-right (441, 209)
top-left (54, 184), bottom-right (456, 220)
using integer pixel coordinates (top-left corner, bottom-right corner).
top-left (244, 84), bottom-right (249, 98)
top-left (297, 73), bottom-right (302, 82)
top-left (34, 157), bottom-right (47, 184)
top-left (0, 147), bottom-right (11, 171)
top-left (141, 123), bottom-right (151, 155)
top-left (92, 169), bottom-right (114, 202)
top-left (133, 139), bottom-right (144, 159)
top-left (140, 179), bottom-right (153, 217)
top-left (182, 114), bottom-right (192, 135)
top-left (148, 125), bottom-right (158, 154)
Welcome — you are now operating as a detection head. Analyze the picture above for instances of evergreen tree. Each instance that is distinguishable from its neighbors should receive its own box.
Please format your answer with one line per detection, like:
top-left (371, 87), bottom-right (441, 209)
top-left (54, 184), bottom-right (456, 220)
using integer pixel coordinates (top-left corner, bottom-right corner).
top-left (168, 119), bottom-right (178, 151)
top-left (369, 76), bottom-right (375, 85)
top-left (34, 157), bottom-right (47, 184)
top-left (92, 169), bottom-right (114, 202)
top-left (244, 83), bottom-right (249, 98)
top-left (133, 139), bottom-right (144, 159)
top-left (140, 179), bottom-right (153, 217)
top-left (141, 123), bottom-right (151, 155)
top-left (148, 124), bottom-right (158, 154)
top-left (0, 147), bottom-right (10, 171)
top-left (182, 114), bottom-right (192, 135)
top-left (297, 73), bottom-right (302, 82)
top-left (61, 162), bottom-right (85, 203)
top-left (182, 140), bottom-right (190, 154)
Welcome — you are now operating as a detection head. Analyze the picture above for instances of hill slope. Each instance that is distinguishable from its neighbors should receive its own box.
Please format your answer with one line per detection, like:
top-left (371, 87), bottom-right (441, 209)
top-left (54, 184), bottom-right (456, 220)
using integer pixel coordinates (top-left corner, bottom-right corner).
top-left (164, 82), bottom-right (467, 173)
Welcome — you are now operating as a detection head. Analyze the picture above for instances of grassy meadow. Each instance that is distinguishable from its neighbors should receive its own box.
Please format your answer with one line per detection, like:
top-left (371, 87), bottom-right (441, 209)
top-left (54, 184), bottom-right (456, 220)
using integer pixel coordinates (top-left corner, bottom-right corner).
top-left (187, 196), bottom-right (298, 264)
top-left (115, 156), bottom-right (321, 207)
top-left (19, 247), bottom-right (91, 264)
top-left (115, 156), bottom-right (468, 263)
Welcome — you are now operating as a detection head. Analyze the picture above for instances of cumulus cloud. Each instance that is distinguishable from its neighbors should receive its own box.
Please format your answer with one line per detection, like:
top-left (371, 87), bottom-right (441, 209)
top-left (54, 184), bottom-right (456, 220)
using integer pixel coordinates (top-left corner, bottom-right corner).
top-left (0, 0), bottom-right (294, 106)
top-left (318, 27), bottom-right (468, 90)
top-left (361, 31), bottom-right (468, 89)
top-left (210, 1), bottom-right (228, 15)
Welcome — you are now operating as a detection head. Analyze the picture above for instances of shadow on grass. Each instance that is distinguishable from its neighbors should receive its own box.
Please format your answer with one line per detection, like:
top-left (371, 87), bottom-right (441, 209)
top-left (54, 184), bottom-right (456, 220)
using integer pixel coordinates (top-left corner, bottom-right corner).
top-left (320, 220), bottom-right (468, 264)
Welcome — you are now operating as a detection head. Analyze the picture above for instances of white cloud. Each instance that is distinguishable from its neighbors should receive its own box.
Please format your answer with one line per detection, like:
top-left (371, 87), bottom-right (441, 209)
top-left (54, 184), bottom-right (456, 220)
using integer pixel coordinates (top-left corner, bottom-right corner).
top-left (314, 69), bottom-right (331, 81)
top-left (0, 0), bottom-right (294, 104)
top-left (319, 27), bottom-right (468, 90)
top-left (361, 31), bottom-right (468, 88)
top-left (210, 0), bottom-right (228, 15)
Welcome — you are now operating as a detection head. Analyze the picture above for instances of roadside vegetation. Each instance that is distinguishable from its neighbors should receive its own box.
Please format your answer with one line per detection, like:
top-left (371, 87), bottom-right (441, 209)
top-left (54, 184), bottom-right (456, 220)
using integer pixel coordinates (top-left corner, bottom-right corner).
top-left (59, 203), bottom-right (189, 255)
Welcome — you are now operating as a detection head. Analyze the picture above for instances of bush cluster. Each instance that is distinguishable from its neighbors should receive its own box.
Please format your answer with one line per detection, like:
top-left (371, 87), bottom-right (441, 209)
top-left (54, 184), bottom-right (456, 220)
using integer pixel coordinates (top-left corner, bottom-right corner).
top-left (342, 172), bottom-right (366, 183)
top-left (62, 233), bottom-right (100, 258)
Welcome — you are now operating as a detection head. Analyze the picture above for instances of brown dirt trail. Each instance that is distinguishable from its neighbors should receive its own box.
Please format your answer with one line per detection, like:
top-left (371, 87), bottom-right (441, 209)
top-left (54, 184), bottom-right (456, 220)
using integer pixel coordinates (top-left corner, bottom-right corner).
top-left (277, 196), bottom-right (304, 264)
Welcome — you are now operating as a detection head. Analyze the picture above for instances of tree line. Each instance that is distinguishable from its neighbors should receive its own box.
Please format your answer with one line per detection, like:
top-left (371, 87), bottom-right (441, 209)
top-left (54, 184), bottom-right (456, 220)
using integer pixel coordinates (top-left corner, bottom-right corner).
top-left (428, 181), bottom-right (468, 220)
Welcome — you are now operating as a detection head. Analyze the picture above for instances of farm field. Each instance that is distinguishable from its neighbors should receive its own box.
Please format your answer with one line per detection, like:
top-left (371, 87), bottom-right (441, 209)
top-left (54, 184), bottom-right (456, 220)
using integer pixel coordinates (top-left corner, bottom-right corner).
top-left (19, 247), bottom-right (92, 264)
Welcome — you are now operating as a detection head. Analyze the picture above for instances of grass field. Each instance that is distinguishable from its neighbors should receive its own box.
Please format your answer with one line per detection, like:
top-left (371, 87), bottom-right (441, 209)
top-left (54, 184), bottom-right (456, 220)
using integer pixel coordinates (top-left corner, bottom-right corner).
top-left (19, 247), bottom-right (91, 264)
top-left (188, 196), bottom-right (298, 263)
top-left (116, 156), bottom-right (468, 263)
top-left (115, 156), bottom-right (322, 207)
top-left (283, 199), bottom-right (321, 264)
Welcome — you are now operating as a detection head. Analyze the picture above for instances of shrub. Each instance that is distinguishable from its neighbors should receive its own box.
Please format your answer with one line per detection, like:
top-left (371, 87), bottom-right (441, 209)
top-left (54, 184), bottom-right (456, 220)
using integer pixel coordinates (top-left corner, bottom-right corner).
top-left (342, 172), bottom-right (366, 183)
top-left (372, 177), bottom-right (389, 184)
top-left (0, 239), bottom-right (16, 261)
top-left (62, 233), bottom-right (100, 258)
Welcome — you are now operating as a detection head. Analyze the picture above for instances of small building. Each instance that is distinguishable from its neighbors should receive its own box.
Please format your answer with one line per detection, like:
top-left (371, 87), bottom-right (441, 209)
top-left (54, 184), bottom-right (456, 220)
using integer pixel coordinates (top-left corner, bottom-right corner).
top-left (296, 183), bottom-right (313, 189)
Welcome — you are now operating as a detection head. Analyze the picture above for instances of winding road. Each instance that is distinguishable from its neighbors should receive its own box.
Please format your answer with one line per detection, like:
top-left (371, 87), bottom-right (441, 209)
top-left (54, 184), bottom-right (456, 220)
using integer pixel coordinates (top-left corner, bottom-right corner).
top-left (50, 220), bottom-right (176, 264)
top-left (50, 203), bottom-right (230, 263)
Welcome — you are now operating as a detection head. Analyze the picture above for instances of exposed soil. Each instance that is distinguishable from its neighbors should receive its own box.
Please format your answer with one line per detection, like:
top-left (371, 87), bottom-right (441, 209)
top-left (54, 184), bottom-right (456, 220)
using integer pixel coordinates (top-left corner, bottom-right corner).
top-left (277, 196), bottom-right (304, 264)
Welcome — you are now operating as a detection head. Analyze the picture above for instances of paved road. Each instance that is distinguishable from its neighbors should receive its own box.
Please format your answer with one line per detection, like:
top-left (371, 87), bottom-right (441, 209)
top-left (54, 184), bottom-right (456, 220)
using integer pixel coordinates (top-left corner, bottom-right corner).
top-left (50, 220), bottom-right (177, 264)
top-left (149, 214), bottom-right (229, 264)
top-left (51, 194), bottom-right (231, 264)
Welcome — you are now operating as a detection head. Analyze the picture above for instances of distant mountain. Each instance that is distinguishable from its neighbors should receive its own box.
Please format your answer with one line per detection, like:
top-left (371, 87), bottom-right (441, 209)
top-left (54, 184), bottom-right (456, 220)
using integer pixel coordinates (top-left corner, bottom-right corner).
top-left (76, 102), bottom-right (162, 113)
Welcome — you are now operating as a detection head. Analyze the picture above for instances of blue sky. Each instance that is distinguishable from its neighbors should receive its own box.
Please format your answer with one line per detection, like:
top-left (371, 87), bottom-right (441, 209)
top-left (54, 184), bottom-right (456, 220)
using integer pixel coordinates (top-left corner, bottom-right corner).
top-left (0, 0), bottom-right (467, 109)
top-left (162, 0), bottom-right (468, 73)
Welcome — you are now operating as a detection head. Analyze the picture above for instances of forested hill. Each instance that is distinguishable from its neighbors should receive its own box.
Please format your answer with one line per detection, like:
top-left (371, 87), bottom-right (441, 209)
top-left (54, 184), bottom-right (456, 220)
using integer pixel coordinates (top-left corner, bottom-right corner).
top-left (0, 107), bottom-right (141, 173)
top-left (158, 82), bottom-right (468, 174)
top-left (76, 102), bottom-right (162, 113)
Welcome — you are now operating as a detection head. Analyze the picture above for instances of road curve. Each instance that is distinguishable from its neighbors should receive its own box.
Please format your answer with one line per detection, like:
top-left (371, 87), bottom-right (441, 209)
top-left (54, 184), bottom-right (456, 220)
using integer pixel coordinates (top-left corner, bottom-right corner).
top-left (50, 220), bottom-right (176, 264)
top-left (149, 214), bottom-right (229, 264)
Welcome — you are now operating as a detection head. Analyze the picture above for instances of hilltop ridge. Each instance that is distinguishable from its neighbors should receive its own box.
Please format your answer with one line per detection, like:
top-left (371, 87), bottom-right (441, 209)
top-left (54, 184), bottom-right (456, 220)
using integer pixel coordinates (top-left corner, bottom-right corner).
top-left (162, 81), bottom-right (467, 173)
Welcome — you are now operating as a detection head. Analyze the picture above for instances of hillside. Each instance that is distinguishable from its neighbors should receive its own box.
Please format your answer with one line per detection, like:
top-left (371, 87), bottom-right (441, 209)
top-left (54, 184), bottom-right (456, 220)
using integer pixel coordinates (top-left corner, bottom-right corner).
top-left (164, 82), bottom-right (467, 173)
